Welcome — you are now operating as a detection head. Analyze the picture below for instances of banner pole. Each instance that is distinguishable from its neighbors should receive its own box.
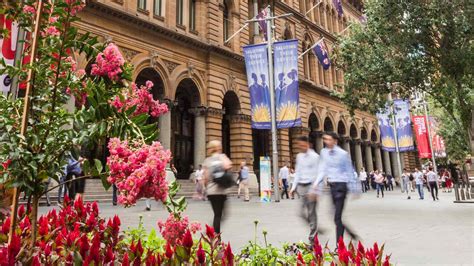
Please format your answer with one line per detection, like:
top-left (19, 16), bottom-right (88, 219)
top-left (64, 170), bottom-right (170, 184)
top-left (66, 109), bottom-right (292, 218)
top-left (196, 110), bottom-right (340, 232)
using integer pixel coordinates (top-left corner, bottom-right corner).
top-left (422, 92), bottom-right (437, 174)
top-left (304, 1), bottom-right (322, 16)
top-left (387, 91), bottom-right (404, 187)
top-left (266, 8), bottom-right (280, 202)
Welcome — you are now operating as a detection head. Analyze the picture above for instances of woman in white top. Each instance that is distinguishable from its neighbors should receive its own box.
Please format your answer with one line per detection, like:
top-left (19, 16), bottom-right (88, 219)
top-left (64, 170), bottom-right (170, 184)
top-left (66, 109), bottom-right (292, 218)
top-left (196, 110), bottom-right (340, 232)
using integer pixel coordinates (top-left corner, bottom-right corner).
top-left (426, 167), bottom-right (439, 201)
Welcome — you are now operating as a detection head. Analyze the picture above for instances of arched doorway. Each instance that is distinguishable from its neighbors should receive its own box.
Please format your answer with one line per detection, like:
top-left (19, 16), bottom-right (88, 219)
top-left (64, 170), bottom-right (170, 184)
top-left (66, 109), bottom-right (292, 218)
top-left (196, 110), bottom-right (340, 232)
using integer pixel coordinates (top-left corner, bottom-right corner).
top-left (308, 113), bottom-right (320, 150)
top-left (337, 120), bottom-right (346, 137)
top-left (323, 117), bottom-right (334, 132)
top-left (361, 128), bottom-right (368, 170)
top-left (222, 91), bottom-right (241, 158)
top-left (350, 124), bottom-right (358, 167)
top-left (172, 78), bottom-right (201, 179)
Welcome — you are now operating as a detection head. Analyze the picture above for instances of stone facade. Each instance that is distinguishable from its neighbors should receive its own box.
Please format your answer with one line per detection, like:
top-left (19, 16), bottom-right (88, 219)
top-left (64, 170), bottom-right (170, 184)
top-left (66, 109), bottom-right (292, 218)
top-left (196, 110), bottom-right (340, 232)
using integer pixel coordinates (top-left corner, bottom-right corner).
top-left (75, 0), bottom-right (416, 179)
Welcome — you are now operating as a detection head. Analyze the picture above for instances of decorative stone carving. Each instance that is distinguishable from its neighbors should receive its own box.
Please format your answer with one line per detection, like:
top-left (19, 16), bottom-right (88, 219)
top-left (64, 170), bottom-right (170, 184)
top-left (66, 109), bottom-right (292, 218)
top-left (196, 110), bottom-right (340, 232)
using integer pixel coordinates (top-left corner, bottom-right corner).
top-left (228, 73), bottom-right (237, 91)
top-left (119, 47), bottom-right (139, 62)
top-left (163, 60), bottom-right (180, 74)
top-left (103, 34), bottom-right (113, 43)
top-left (290, 127), bottom-right (310, 135)
top-left (206, 107), bottom-right (225, 118)
top-left (189, 106), bottom-right (208, 117)
top-left (187, 61), bottom-right (195, 77)
top-left (150, 51), bottom-right (159, 69)
top-left (230, 114), bottom-right (251, 123)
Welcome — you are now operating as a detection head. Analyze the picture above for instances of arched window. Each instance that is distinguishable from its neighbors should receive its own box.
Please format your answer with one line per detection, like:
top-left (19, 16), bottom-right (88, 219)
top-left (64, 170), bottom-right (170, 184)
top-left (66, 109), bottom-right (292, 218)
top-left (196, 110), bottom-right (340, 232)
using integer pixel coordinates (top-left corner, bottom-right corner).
top-left (223, 1), bottom-right (230, 42)
top-left (176, 0), bottom-right (184, 25)
top-left (189, 0), bottom-right (196, 31)
top-left (324, 117), bottom-right (334, 132)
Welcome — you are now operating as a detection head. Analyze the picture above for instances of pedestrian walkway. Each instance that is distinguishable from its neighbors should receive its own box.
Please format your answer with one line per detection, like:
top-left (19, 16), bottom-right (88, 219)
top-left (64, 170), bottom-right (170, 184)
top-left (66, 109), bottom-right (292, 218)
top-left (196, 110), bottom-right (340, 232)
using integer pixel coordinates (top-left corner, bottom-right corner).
top-left (39, 189), bottom-right (473, 265)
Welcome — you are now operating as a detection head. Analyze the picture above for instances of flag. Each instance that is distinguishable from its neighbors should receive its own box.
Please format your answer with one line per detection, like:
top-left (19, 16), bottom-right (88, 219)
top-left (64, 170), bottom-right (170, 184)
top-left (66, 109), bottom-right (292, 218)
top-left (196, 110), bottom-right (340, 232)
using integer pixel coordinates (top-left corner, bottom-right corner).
top-left (243, 44), bottom-right (271, 129)
top-left (412, 116), bottom-right (431, 158)
top-left (333, 0), bottom-right (344, 17)
top-left (312, 40), bottom-right (331, 70)
top-left (273, 40), bottom-right (301, 128)
top-left (393, 100), bottom-right (415, 152)
top-left (256, 8), bottom-right (268, 41)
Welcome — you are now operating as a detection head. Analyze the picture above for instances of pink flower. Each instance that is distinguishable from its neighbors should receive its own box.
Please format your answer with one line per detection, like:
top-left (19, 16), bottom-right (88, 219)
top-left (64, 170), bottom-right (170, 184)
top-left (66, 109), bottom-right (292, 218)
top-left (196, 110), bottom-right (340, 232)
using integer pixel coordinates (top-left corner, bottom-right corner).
top-left (76, 69), bottom-right (86, 78)
top-left (157, 214), bottom-right (200, 245)
top-left (44, 26), bottom-right (60, 36)
top-left (23, 5), bottom-right (35, 14)
top-left (196, 242), bottom-right (206, 264)
top-left (182, 230), bottom-right (193, 248)
top-left (49, 16), bottom-right (59, 23)
top-left (91, 43), bottom-right (124, 81)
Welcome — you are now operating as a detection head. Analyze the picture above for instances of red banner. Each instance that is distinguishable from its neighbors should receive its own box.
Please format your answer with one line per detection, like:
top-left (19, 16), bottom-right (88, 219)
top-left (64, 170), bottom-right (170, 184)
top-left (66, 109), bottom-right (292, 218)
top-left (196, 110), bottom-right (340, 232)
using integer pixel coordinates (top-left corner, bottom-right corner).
top-left (412, 116), bottom-right (432, 158)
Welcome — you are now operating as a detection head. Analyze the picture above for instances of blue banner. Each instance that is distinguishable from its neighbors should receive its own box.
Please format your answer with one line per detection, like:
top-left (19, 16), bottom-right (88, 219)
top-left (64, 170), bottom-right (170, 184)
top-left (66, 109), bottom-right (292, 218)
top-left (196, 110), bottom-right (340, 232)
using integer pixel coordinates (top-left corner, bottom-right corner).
top-left (274, 40), bottom-right (301, 128)
top-left (312, 40), bottom-right (331, 70)
top-left (393, 99), bottom-right (415, 151)
top-left (243, 44), bottom-right (271, 129)
top-left (377, 106), bottom-right (396, 152)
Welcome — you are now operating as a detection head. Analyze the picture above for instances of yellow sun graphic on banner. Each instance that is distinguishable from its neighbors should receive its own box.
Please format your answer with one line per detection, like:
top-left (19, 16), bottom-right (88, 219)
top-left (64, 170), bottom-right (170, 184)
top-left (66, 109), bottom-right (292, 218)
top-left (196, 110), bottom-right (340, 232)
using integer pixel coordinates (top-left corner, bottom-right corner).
top-left (381, 136), bottom-right (396, 148)
top-left (398, 135), bottom-right (414, 148)
top-left (277, 102), bottom-right (299, 121)
top-left (252, 105), bottom-right (271, 123)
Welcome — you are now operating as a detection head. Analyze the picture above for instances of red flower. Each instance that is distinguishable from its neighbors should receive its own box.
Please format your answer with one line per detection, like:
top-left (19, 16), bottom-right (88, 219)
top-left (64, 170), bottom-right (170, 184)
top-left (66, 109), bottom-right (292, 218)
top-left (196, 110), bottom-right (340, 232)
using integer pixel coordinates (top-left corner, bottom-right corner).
top-left (18, 205), bottom-right (26, 218)
top-left (8, 233), bottom-right (21, 264)
top-left (205, 224), bottom-right (216, 239)
top-left (38, 216), bottom-right (49, 236)
top-left (165, 242), bottom-right (173, 259)
top-left (145, 251), bottom-right (156, 266)
top-left (1, 217), bottom-right (11, 234)
top-left (104, 247), bottom-right (115, 264)
top-left (122, 253), bottom-right (130, 266)
top-left (31, 255), bottom-right (41, 266)
top-left (373, 242), bottom-right (379, 257)
top-left (338, 248), bottom-right (350, 264)
top-left (383, 255), bottom-right (391, 266)
top-left (223, 242), bottom-right (234, 265)
top-left (313, 235), bottom-right (323, 260)
top-left (337, 237), bottom-right (346, 252)
top-left (196, 242), bottom-right (205, 264)
top-left (182, 229), bottom-right (193, 248)
top-left (19, 216), bottom-right (31, 232)
top-left (357, 241), bottom-right (365, 255)
top-left (297, 252), bottom-right (306, 265)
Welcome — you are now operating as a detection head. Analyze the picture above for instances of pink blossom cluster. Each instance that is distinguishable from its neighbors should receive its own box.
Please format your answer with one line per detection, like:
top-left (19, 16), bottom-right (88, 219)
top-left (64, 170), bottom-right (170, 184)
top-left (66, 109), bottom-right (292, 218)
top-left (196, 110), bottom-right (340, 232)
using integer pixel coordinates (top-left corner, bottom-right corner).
top-left (23, 5), bottom-right (35, 14)
top-left (107, 138), bottom-right (172, 206)
top-left (91, 43), bottom-right (125, 81)
top-left (111, 81), bottom-right (169, 118)
top-left (157, 213), bottom-right (201, 246)
top-left (65, 0), bottom-right (86, 16)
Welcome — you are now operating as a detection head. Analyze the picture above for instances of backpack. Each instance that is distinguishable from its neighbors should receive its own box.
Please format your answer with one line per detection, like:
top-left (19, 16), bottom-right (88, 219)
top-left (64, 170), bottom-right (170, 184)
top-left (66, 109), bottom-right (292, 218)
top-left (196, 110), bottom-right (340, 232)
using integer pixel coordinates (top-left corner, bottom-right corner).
top-left (210, 160), bottom-right (235, 189)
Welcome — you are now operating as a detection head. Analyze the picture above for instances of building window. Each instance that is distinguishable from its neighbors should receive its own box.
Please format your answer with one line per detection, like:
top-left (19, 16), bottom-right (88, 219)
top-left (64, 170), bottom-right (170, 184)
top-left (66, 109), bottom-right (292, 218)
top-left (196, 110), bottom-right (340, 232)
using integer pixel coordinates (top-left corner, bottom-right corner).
top-left (176, 0), bottom-right (184, 25)
top-left (223, 2), bottom-right (230, 42)
top-left (137, 0), bottom-right (146, 10)
top-left (153, 0), bottom-right (162, 17)
top-left (189, 0), bottom-right (196, 30)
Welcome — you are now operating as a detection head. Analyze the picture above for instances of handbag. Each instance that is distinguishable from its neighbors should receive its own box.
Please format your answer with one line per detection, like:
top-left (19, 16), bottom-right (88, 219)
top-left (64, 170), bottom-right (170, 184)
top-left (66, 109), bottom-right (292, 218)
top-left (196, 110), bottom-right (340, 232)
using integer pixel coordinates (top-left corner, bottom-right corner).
top-left (212, 169), bottom-right (235, 188)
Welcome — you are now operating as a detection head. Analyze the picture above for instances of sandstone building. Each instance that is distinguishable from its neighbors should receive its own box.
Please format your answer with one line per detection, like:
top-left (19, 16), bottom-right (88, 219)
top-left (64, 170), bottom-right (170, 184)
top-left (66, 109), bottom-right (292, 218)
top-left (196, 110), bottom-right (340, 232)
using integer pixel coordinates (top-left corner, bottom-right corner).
top-left (76, 0), bottom-right (416, 180)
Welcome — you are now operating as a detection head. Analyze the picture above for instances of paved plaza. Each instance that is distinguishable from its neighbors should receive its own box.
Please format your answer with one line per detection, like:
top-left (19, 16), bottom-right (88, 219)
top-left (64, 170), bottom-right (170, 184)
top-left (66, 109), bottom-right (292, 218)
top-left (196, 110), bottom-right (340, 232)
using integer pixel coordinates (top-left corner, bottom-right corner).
top-left (39, 189), bottom-right (473, 265)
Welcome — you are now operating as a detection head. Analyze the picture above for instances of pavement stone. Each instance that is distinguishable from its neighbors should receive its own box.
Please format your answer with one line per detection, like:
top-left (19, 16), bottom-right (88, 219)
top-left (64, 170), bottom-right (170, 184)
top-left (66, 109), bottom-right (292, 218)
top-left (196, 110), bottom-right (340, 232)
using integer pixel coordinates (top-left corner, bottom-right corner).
top-left (39, 189), bottom-right (474, 265)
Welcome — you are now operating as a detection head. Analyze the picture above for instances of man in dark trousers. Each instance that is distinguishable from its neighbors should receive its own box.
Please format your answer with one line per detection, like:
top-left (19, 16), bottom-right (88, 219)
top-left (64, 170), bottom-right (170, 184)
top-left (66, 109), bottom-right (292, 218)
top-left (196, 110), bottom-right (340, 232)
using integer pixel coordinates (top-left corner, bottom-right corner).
top-left (311, 132), bottom-right (360, 242)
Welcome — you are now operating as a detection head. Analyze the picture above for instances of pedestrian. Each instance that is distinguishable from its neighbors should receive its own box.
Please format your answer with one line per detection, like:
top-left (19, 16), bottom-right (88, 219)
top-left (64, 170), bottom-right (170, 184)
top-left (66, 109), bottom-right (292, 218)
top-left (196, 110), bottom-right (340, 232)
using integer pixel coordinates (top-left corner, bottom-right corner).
top-left (426, 167), bottom-right (439, 201)
top-left (369, 170), bottom-right (376, 190)
top-left (237, 161), bottom-right (250, 201)
top-left (112, 184), bottom-right (118, 206)
top-left (445, 170), bottom-right (453, 193)
top-left (401, 168), bottom-right (411, 199)
top-left (374, 170), bottom-right (385, 198)
top-left (288, 167), bottom-right (299, 199)
top-left (359, 167), bottom-right (368, 193)
top-left (289, 136), bottom-right (320, 243)
top-left (279, 162), bottom-right (290, 199)
top-left (413, 168), bottom-right (424, 200)
top-left (440, 169), bottom-right (448, 193)
top-left (194, 164), bottom-right (205, 200)
top-left (386, 173), bottom-right (394, 191)
top-left (311, 132), bottom-right (360, 242)
top-left (203, 140), bottom-right (232, 234)
top-left (64, 154), bottom-right (84, 201)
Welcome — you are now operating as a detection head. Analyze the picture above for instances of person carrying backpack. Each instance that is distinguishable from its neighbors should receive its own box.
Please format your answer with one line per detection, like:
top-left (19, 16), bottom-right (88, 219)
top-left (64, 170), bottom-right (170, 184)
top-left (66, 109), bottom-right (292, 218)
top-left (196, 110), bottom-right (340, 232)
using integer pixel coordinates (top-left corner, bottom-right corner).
top-left (203, 140), bottom-right (233, 234)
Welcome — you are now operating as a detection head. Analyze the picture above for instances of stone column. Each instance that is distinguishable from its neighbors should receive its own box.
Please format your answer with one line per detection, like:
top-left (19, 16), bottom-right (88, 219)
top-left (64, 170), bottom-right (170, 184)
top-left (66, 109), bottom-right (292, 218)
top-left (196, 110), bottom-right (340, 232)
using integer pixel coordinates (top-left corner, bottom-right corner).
top-left (315, 132), bottom-right (324, 153)
top-left (190, 106), bottom-right (207, 169)
top-left (390, 152), bottom-right (401, 179)
top-left (382, 150), bottom-right (392, 175)
top-left (354, 140), bottom-right (363, 173)
top-left (374, 146), bottom-right (383, 172)
top-left (342, 138), bottom-right (351, 161)
top-left (364, 143), bottom-right (374, 172)
top-left (158, 99), bottom-right (172, 150)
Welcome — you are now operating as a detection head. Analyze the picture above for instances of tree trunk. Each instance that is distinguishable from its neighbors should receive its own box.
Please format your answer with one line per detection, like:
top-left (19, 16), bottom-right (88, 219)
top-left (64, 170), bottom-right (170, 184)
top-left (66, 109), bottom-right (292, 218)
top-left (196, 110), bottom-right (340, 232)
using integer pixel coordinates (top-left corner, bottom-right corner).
top-left (30, 195), bottom-right (39, 248)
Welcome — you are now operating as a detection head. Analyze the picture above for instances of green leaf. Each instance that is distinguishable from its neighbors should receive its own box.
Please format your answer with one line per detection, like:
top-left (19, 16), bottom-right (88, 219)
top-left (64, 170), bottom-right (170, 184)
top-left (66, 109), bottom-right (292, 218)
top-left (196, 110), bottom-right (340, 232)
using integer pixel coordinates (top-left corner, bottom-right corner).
top-left (101, 173), bottom-right (111, 191)
top-left (94, 159), bottom-right (103, 173)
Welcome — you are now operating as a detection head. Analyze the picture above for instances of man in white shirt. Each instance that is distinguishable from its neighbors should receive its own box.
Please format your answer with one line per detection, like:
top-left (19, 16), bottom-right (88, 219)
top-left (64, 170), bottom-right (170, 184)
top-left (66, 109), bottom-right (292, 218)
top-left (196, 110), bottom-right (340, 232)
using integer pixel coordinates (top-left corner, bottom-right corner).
top-left (279, 163), bottom-right (290, 199)
top-left (312, 132), bottom-right (360, 242)
top-left (289, 136), bottom-right (320, 243)
top-left (426, 167), bottom-right (439, 201)
top-left (359, 167), bottom-right (368, 193)
top-left (413, 168), bottom-right (424, 200)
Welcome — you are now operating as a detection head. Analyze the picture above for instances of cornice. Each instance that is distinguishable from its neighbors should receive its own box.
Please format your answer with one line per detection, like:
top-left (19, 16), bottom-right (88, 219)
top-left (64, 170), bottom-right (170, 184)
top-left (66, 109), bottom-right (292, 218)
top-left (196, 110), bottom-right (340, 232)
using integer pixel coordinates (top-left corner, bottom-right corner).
top-left (85, 1), bottom-right (244, 62)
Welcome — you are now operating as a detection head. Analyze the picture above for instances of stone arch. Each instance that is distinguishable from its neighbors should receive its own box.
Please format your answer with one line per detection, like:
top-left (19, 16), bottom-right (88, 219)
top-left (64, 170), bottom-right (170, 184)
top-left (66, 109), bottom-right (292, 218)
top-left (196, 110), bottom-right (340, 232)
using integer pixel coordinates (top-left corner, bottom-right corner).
top-left (132, 55), bottom-right (171, 98)
top-left (323, 116), bottom-right (335, 132)
top-left (308, 112), bottom-right (321, 132)
top-left (222, 90), bottom-right (241, 158)
top-left (171, 65), bottom-right (207, 106)
top-left (337, 120), bottom-right (347, 136)
top-left (135, 67), bottom-right (166, 101)
top-left (282, 21), bottom-right (293, 40)
top-left (361, 127), bottom-right (369, 141)
top-left (350, 124), bottom-right (358, 139)
top-left (370, 129), bottom-right (378, 142)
